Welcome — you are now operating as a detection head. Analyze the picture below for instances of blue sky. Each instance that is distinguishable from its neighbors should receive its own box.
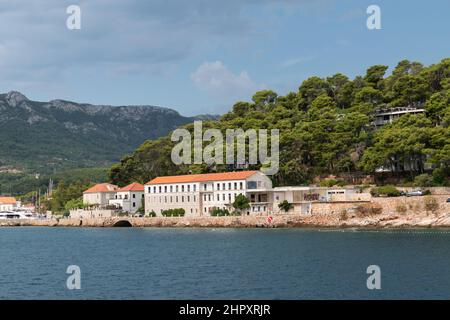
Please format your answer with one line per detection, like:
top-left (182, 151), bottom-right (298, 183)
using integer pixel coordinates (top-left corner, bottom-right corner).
top-left (0, 0), bottom-right (449, 115)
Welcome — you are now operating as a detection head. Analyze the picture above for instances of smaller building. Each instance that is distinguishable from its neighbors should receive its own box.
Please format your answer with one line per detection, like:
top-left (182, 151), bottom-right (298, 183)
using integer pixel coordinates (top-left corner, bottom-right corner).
top-left (0, 196), bottom-right (18, 211)
top-left (109, 182), bottom-right (145, 214)
top-left (271, 187), bottom-right (371, 215)
top-left (373, 107), bottom-right (425, 128)
top-left (71, 182), bottom-right (144, 218)
top-left (83, 183), bottom-right (118, 208)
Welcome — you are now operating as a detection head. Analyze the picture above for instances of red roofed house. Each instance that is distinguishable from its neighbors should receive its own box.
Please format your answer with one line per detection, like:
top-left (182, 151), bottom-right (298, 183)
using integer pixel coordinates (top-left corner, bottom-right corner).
top-left (83, 183), bottom-right (118, 208)
top-left (109, 183), bottom-right (145, 214)
top-left (144, 171), bottom-right (272, 217)
top-left (0, 196), bottom-right (18, 211)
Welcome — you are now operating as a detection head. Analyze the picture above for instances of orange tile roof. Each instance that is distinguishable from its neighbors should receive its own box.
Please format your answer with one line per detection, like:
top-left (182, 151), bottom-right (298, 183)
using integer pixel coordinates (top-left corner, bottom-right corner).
top-left (118, 182), bottom-right (144, 192)
top-left (0, 196), bottom-right (17, 204)
top-left (83, 183), bottom-right (118, 194)
top-left (146, 171), bottom-right (258, 185)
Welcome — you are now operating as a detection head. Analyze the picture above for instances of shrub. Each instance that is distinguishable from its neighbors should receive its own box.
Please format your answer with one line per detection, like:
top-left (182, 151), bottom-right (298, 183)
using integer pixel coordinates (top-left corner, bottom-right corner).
top-left (161, 208), bottom-right (185, 217)
top-left (432, 168), bottom-right (447, 185)
top-left (370, 185), bottom-right (401, 197)
top-left (148, 210), bottom-right (157, 217)
top-left (319, 179), bottom-right (338, 188)
top-left (336, 180), bottom-right (347, 187)
top-left (211, 208), bottom-right (230, 216)
top-left (395, 204), bottom-right (407, 215)
top-left (278, 200), bottom-right (293, 213)
top-left (232, 194), bottom-right (250, 213)
top-left (355, 185), bottom-right (371, 193)
top-left (355, 203), bottom-right (383, 216)
top-left (414, 174), bottom-right (434, 187)
top-left (423, 196), bottom-right (439, 214)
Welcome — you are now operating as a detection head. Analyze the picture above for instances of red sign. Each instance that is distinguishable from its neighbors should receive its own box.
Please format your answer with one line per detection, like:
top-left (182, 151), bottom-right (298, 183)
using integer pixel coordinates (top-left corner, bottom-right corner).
top-left (267, 215), bottom-right (273, 223)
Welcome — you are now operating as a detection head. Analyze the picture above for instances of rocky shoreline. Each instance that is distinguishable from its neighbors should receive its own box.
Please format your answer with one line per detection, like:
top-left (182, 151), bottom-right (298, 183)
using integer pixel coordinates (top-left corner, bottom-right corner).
top-left (1, 212), bottom-right (450, 229)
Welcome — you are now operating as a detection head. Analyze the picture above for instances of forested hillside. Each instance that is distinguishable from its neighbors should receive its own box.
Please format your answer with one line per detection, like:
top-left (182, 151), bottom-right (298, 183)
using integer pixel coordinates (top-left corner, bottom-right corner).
top-left (0, 91), bottom-right (216, 173)
top-left (109, 58), bottom-right (449, 187)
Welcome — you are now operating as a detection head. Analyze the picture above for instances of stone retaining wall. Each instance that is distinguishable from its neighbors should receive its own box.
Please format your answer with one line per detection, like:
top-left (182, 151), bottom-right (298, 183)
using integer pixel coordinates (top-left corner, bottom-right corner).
top-left (1, 195), bottom-right (449, 228)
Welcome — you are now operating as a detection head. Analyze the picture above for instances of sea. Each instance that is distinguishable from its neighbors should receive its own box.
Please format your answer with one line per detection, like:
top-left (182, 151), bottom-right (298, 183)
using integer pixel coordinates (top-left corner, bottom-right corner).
top-left (1, 227), bottom-right (449, 299)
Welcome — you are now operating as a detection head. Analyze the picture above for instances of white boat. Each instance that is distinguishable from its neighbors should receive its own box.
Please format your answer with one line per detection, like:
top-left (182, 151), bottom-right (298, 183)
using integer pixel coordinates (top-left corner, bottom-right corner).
top-left (0, 210), bottom-right (36, 219)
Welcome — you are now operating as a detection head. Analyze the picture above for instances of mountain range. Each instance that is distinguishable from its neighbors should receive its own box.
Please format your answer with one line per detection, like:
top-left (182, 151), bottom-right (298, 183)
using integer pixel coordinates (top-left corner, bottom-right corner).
top-left (0, 91), bottom-right (216, 174)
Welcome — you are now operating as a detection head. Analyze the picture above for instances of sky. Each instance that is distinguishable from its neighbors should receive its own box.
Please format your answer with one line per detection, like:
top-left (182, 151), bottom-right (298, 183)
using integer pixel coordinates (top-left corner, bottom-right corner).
top-left (0, 0), bottom-right (449, 116)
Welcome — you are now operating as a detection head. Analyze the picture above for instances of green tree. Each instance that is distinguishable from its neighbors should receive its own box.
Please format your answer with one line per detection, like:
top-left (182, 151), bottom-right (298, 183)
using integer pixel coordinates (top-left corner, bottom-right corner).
top-left (278, 200), bottom-right (293, 213)
top-left (232, 194), bottom-right (250, 214)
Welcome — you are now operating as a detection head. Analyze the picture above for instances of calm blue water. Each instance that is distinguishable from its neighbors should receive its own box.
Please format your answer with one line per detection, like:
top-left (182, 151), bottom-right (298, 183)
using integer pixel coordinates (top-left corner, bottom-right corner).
top-left (0, 227), bottom-right (450, 299)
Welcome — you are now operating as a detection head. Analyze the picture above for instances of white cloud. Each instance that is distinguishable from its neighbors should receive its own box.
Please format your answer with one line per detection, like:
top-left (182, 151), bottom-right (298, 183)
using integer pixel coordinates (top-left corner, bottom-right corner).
top-left (191, 61), bottom-right (262, 101)
top-left (281, 56), bottom-right (315, 68)
top-left (0, 0), bottom-right (298, 89)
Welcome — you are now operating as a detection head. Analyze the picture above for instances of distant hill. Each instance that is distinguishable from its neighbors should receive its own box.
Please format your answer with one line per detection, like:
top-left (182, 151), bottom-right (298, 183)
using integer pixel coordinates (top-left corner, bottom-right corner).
top-left (0, 91), bottom-right (217, 173)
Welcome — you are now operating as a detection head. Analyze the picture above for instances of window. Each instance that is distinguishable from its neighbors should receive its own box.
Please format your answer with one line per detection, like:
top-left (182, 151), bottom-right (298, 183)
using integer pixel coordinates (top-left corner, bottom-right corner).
top-left (176, 185), bottom-right (179, 192)
top-left (217, 194), bottom-right (220, 201)
top-left (153, 186), bottom-right (156, 193)
top-left (247, 181), bottom-right (257, 189)
top-left (204, 194), bottom-right (207, 201)
top-left (176, 196), bottom-right (178, 202)
top-left (222, 194), bottom-right (225, 201)
top-left (170, 186), bottom-right (173, 192)
top-left (188, 185), bottom-right (190, 192)
top-left (193, 185), bottom-right (196, 192)
top-left (133, 194), bottom-right (136, 199)
top-left (164, 196), bottom-right (167, 203)
top-left (182, 196), bottom-right (184, 202)
top-left (228, 183), bottom-right (232, 190)
top-left (222, 183), bottom-right (226, 190)
top-left (240, 182), bottom-right (243, 189)
top-left (208, 194), bottom-right (211, 201)
top-left (234, 182), bottom-right (237, 189)
top-left (217, 183), bottom-right (220, 190)
top-left (164, 186), bottom-right (167, 193)
top-left (159, 186), bottom-right (162, 193)
top-left (182, 185), bottom-right (185, 192)
top-left (133, 202), bottom-right (136, 208)
top-left (187, 196), bottom-right (190, 202)
top-left (170, 196), bottom-right (172, 203)
top-left (203, 184), bottom-right (207, 191)
top-left (228, 193), bottom-right (231, 201)
top-left (194, 195), bottom-right (196, 202)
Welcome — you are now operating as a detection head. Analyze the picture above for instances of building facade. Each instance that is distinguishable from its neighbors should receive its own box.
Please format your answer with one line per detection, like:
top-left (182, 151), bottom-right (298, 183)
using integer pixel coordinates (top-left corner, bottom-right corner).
top-left (144, 171), bottom-right (371, 217)
top-left (0, 197), bottom-right (18, 211)
top-left (144, 171), bottom-right (273, 216)
top-left (83, 183), bottom-right (118, 208)
top-left (109, 182), bottom-right (145, 214)
top-left (373, 107), bottom-right (425, 128)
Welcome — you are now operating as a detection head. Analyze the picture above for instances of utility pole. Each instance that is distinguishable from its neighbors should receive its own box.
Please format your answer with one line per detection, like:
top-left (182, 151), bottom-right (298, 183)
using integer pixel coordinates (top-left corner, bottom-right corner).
top-left (37, 188), bottom-right (40, 214)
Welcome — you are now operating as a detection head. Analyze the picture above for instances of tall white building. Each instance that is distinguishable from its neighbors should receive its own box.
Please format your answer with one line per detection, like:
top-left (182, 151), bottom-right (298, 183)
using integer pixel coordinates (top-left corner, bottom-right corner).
top-left (144, 171), bottom-right (272, 216)
top-left (109, 182), bottom-right (144, 214)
